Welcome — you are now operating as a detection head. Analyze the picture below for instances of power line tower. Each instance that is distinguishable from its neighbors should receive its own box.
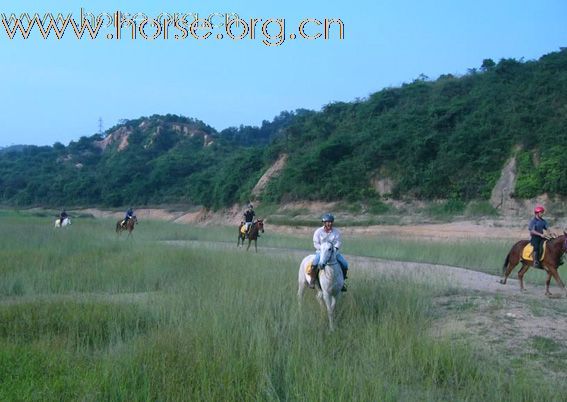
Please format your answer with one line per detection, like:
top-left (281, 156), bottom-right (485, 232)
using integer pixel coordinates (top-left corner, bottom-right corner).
top-left (98, 117), bottom-right (104, 136)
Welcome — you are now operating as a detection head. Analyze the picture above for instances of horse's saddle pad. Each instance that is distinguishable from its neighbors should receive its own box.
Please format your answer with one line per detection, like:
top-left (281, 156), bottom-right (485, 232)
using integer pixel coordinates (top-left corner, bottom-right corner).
top-left (522, 242), bottom-right (547, 261)
top-left (304, 258), bottom-right (316, 275)
top-left (240, 226), bottom-right (247, 234)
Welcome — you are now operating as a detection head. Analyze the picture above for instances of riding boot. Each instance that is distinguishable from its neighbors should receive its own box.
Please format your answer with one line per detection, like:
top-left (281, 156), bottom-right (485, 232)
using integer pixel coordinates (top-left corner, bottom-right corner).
top-left (341, 267), bottom-right (348, 292)
top-left (533, 249), bottom-right (540, 268)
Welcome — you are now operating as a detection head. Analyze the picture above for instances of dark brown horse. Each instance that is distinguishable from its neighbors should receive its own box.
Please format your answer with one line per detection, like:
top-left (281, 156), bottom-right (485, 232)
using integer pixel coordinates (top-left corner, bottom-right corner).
top-left (237, 219), bottom-right (264, 252)
top-left (116, 215), bottom-right (138, 237)
top-left (500, 232), bottom-right (567, 296)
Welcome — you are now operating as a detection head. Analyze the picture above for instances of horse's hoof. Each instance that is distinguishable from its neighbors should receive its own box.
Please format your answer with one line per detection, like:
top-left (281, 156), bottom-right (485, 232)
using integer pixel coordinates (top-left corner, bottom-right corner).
top-left (521, 288), bottom-right (527, 292)
top-left (499, 279), bottom-right (506, 285)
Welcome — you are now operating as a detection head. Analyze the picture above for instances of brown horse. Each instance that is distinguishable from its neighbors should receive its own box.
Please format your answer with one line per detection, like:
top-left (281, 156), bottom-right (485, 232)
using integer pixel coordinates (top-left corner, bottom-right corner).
top-left (237, 219), bottom-right (264, 252)
top-left (500, 232), bottom-right (567, 296)
top-left (116, 215), bottom-right (138, 237)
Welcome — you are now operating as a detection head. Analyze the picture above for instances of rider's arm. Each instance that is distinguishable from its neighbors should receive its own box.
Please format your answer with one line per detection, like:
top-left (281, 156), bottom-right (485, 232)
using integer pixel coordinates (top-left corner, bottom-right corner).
top-left (313, 229), bottom-right (321, 251)
top-left (333, 229), bottom-right (342, 249)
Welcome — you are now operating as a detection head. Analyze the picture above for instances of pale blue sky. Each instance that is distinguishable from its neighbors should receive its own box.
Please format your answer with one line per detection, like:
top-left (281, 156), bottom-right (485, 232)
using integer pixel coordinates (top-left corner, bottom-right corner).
top-left (0, 0), bottom-right (565, 146)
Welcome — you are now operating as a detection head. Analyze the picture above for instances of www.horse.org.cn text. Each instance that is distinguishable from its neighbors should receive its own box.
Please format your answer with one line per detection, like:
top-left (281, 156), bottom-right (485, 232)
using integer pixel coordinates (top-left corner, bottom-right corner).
top-left (1, 9), bottom-right (345, 46)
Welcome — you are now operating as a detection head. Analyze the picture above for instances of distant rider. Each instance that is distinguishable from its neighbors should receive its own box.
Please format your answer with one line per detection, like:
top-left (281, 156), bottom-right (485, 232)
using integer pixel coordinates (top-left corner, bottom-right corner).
top-left (123, 207), bottom-right (134, 227)
top-left (59, 210), bottom-right (68, 225)
top-left (243, 204), bottom-right (256, 238)
top-left (529, 205), bottom-right (550, 268)
top-left (312, 213), bottom-right (349, 291)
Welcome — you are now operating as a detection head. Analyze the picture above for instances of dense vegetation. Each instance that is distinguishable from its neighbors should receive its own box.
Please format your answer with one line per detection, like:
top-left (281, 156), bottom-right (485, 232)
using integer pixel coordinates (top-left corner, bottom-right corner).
top-left (1, 50), bottom-right (566, 208)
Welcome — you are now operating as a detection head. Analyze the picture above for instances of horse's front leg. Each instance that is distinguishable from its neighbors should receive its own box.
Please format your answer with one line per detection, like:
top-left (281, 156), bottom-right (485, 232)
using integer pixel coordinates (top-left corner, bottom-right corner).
top-left (254, 239), bottom-right (258, 253)
top-left (546, 266), bottom-right (566, 296)
top-left (246, 239), bottom-right (251, 251)
top-left (545, 272), bottom-right (552, 296)
top-left (323, 294), bottom-right (335, 332)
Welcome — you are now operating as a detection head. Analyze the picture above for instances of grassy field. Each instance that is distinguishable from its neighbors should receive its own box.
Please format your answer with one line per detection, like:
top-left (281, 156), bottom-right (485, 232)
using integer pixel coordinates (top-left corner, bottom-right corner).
top-left (0, 212), bottom-right (564, 401)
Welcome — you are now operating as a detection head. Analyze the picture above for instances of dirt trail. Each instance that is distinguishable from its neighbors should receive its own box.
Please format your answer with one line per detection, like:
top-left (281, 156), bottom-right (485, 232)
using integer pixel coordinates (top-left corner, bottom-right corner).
top-left (164, 240), bottom-right (557, 297)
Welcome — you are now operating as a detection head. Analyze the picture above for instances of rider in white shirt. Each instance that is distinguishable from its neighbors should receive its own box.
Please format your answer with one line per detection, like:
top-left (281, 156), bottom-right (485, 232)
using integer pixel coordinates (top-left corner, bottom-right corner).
top-left (312, 213), bottom-right (349, 291)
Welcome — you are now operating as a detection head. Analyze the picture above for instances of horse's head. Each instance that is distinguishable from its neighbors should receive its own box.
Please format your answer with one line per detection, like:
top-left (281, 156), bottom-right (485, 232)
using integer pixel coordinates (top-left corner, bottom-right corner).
top-left (257, 219), bottom-right (264, 233)
top-left (318, 240), bottom-right (337, 268)
top-left (132, 215), bottom-right (138, 224)
top-left (549, 232), bottom-right (567, 254)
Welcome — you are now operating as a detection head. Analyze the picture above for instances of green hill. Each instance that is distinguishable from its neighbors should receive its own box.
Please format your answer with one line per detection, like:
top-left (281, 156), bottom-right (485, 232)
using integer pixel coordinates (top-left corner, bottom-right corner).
top-left (1, 50), bottom-right (566, 209)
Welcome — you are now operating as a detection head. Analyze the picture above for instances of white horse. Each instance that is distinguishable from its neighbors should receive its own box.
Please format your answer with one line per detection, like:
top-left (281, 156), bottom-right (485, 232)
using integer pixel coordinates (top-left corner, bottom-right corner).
top-left (298, 241), bottom-right (344, 331)
top-left (54, 217), bottom-right (71, 228)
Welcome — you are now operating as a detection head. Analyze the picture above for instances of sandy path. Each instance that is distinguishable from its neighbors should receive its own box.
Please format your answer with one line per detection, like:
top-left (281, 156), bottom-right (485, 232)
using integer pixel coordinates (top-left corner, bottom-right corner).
top-left (163, 240), bottom-right (561, 298)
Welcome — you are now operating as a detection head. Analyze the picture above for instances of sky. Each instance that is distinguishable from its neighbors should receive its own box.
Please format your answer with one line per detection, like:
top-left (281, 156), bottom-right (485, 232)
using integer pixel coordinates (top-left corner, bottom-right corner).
top-left (0, 0), bottom-right (565, 147)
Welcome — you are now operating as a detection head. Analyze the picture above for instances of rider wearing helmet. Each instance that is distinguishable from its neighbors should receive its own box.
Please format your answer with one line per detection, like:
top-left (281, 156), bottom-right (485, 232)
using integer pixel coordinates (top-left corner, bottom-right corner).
top-left (312, 213), bottom-right (349, 291)
top-left (529, 205), bottom-right (550, 268)
top-left (243, 204), bottom-right (256, 238)
top-left (59, 209), bottom-right (68, 224)
top-left (123, 207), bottom-right (134, 227)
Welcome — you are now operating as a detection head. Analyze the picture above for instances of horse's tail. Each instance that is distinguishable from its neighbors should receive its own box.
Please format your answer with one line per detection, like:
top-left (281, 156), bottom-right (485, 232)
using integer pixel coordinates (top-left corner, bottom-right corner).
top-left (503, 252), bottom-right (510, 274)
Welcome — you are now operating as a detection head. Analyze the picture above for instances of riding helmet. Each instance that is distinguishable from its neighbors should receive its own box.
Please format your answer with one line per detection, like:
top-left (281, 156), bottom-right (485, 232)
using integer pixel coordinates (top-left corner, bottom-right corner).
top-left (534, 205), bottom-right (545, 214)
top-left (321, 213), bottom-right (335, 222)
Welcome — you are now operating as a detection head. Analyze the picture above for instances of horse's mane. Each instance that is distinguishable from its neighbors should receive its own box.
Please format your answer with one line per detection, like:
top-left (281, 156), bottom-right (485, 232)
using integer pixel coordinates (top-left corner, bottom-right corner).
top-left (546, 234), bottom-right (567, 263)
top-left (549, 234), bottom-right (566, 246)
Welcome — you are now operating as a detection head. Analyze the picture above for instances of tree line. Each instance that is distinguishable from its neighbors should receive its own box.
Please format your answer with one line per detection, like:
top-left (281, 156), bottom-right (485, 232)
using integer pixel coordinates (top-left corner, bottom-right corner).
top-left (1, 50), bottom-right (565, 209)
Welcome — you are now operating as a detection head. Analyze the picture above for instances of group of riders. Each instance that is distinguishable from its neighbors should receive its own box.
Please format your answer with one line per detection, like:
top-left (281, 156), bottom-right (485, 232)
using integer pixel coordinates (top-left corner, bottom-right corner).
top-left (58, 208), bottom-right (136, 228)
top-left (56, 202), bottom-right (552, 290)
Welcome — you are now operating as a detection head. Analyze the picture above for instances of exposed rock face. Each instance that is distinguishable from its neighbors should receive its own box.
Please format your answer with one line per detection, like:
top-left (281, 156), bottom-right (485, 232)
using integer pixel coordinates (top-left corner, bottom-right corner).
top-left (251, 154), bottom-right (288, 197)
top-left (93, 126), bottom-right (132, 151)
top-left (92, 119), bottom-right (213, 152)
top-left (489, 157), bottom-right (556, 217)
top-left (490, 157), bottom-right (517, 212)
top-left (371, 177), bottom-right (394, 197)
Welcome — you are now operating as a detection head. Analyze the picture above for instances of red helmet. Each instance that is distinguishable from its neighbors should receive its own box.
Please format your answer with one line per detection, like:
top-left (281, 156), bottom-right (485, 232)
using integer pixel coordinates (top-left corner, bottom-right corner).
top-left (534, 205), bottom-right (545, 214)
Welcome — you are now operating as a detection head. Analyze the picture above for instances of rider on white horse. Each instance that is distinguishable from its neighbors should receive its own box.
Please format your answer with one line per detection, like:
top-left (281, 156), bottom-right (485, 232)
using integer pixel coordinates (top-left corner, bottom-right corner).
top-left (312, 213), bottom-right (349, 291)
top-left (59, 209), bottom-right (68, 224)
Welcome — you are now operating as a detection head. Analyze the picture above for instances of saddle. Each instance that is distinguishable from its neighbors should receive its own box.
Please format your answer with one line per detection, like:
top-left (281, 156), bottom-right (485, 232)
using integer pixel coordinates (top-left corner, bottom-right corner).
top-left (522, 242), bottom-right (547, 263)
top-left (304, 257), bottom-right (320, 289)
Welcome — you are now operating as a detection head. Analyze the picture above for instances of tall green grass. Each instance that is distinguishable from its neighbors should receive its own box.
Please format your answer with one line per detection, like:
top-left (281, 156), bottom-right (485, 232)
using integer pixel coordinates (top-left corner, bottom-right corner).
top-left (0, 215), bottom-right (563, 400)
